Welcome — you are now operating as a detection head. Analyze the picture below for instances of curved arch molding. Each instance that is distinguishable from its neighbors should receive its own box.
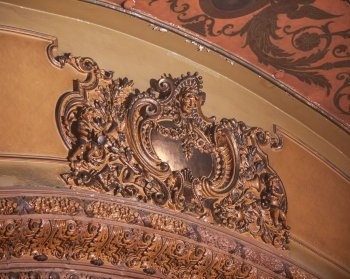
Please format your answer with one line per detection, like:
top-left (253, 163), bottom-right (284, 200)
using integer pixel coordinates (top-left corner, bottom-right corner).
top-left (0, 6), bottom-right (350, 279)
top-left (89, 0), bottom-right (350, 132)
top-left (0, 189), bottom-right (310, 278)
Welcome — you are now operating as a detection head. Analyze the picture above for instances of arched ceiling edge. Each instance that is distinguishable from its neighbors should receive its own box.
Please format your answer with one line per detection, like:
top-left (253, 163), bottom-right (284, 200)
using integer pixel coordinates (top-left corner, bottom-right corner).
top-left (84, 0), bottom-right (350, 133)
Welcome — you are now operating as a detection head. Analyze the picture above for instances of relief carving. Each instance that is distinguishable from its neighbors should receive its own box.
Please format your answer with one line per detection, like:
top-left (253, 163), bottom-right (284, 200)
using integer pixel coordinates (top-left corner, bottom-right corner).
top-left (0, 271), bottom-right (109, 279)
top-left (0, 218), bottom-right (262, 278)
top-left (0, 195), bottom-right (313, 278)
top-left (85, 200), bottom-right (141, 224)
top-left (0, 196), bottom-right (142, 225)
top-left (0, 199), bottom-right (17, 215)
top-left (55, 54), bottom-right (289, 248)
top-left (28, 196), bottom-right (82, 215)
top-left (147, 213), bottom-right (192, 236)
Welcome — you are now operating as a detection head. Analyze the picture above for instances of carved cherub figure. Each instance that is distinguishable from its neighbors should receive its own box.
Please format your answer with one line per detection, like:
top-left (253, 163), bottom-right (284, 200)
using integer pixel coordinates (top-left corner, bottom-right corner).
top-left (266, 175), bottom-right (288, 229)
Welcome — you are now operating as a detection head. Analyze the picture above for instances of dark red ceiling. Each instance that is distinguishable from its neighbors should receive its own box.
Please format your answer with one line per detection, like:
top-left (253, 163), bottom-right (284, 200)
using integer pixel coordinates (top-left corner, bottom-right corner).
top-left (96, 0), bottom-right (350, 131)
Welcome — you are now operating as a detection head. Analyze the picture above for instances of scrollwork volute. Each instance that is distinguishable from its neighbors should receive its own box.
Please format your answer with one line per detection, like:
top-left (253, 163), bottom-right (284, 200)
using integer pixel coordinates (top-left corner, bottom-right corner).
top-left (56, 54), bottom-right (290, 248)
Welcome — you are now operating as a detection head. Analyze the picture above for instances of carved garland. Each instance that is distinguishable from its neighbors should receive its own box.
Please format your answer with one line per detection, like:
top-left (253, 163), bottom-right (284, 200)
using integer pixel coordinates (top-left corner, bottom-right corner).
top-left (0, 271), bottom-right (109, 279)
top-left (0, 218), bottom-right (265, 278)
top-left (0, 194), bottom-right (313, 278)
top-left (55, 54), bottom-right (289, 249)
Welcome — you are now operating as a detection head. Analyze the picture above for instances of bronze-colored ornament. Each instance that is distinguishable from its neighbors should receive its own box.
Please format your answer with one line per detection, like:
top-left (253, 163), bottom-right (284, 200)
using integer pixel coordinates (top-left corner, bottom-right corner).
top-left (0, 194), bottom-right (313, 278)
top-left (0, 198), bottom-right (17, 215)
top-left (28, 196), bottom-right (82, 215)
top-left (0, 271), bottom-right (109, 279)
top-left (0, 218), bottom-right (261, 278)
top-left (55, 54), bottom-right (289, 248)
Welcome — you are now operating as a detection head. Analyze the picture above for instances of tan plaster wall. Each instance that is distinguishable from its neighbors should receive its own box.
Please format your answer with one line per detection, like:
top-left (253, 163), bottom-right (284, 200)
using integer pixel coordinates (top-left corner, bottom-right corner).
top-left (0, 6), bottom-right (349, 278)
top-left (0, 30), bottom-right (83, 157)
top-left (265, 135), bottom-right (350, 275)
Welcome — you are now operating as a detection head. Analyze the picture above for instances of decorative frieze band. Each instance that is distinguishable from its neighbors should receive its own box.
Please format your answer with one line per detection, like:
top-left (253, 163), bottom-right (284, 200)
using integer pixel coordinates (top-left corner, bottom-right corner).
top-left (0, 194), bottom-right (313, 278)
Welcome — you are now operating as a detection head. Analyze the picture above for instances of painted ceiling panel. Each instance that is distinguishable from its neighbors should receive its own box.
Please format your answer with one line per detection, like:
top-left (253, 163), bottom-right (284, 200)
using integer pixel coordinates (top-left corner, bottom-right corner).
top-left (102, 0), bottom-right (350, 131)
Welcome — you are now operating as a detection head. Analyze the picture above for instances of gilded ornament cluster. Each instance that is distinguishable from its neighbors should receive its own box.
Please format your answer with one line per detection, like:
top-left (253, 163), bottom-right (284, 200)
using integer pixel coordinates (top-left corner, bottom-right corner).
top-left (55, 54), bottom-right (289, 248)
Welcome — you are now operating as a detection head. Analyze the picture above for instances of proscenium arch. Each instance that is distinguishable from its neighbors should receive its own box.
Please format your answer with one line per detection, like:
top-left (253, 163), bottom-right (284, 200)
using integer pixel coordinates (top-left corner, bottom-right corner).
top-left (0, 1), bottom-right (349, 278)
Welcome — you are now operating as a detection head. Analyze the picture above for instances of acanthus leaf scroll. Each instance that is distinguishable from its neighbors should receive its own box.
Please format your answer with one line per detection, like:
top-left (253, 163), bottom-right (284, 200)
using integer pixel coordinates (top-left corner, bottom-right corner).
top-left (56, 54), bottom-right (290, 248)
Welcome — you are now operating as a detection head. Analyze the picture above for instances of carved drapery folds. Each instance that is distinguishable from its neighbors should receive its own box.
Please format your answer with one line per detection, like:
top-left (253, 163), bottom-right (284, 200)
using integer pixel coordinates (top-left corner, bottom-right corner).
top-left (55, 54), bottom-right (289, 249)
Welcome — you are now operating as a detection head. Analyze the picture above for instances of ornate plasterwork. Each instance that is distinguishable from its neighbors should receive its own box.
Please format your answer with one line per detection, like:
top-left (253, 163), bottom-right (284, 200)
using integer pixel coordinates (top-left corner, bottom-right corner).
top-left (0, 271), bottom-right (109, 279)
top-left (55, 54), bottom-right (289, 248)
top-left (0, 194), bottom-right (313, 278)
top-left (0, 218), bottom-right (254, 278)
